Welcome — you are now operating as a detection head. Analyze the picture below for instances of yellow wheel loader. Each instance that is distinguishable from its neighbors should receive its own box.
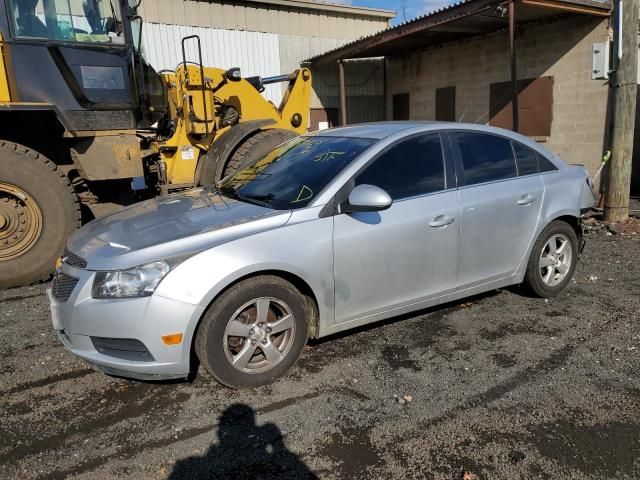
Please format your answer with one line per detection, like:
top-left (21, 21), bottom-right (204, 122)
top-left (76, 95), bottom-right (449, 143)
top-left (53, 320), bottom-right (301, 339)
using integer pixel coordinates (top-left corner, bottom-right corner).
top-left (0, 2), bottom-right (311, 288)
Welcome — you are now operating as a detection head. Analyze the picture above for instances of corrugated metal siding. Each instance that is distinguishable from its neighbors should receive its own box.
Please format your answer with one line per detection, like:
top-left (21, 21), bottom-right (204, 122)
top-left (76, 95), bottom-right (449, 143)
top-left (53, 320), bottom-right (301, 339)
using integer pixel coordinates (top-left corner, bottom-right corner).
top-left (142, 23), bottom-right (283, 103)
top-left (138, 0), bottom-right (389, 38)
top-left (311, 58), bottom-right (385, 123)
top-left (139, 1), bottom-right (389, 122)
top-left (278, 34), bottom-right (346, 107)
top-left (141, 25), bottom-right (383, 112)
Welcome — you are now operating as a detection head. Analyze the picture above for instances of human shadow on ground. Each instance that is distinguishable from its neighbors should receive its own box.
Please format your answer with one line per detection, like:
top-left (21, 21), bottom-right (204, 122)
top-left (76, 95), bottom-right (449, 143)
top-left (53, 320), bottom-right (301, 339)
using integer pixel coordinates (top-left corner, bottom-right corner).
top-left (169, 403), bottom-right (318, 480)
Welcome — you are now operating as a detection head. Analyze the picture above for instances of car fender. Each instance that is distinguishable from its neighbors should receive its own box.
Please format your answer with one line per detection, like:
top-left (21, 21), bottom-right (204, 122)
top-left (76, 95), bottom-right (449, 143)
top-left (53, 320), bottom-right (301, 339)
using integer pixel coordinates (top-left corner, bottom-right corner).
top-left (154, 210), bottom-right (335, 334)
top-left (513, 205), bottom-right (581, 281)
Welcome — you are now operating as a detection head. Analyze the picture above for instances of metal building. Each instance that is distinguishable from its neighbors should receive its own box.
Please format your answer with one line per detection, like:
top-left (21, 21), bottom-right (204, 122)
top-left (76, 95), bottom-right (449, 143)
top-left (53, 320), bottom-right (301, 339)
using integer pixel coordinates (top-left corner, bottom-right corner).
top-left (137, 0), bottom-right (394, 128)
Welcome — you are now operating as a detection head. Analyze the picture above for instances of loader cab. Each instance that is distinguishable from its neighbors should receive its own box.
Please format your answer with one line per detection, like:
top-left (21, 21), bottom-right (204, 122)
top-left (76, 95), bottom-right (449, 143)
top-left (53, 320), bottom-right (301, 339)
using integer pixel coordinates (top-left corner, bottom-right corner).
top-left (0, 0), bottom-right (166, 130)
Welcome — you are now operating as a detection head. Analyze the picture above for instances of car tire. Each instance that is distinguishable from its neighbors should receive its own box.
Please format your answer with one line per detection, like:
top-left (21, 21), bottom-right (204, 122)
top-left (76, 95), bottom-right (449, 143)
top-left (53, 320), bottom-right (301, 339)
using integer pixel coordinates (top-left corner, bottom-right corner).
top-left (523, 220), bottom-right (579, 298)
top-left (195, 275), bottom-right (310, 388)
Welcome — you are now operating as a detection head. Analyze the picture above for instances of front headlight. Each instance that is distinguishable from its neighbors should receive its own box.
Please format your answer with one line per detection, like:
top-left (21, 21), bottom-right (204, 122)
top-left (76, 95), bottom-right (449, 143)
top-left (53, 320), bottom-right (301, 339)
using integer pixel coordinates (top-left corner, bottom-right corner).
top-left (92, 261), bottom-right (171, 299)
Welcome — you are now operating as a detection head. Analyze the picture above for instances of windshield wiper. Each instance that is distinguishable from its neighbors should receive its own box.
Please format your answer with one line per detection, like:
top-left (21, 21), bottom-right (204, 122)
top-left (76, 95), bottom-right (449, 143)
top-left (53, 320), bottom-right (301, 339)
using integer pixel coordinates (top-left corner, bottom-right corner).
top-left (217, 185), bottom-right (274, 207)
top-left (235, 193), bottom-right (275, 208)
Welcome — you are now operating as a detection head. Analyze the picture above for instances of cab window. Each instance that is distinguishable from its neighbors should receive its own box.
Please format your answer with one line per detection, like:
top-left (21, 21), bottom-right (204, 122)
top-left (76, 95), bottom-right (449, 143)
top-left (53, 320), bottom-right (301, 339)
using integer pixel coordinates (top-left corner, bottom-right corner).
top-left (8, 0), bottom-right (125, 44)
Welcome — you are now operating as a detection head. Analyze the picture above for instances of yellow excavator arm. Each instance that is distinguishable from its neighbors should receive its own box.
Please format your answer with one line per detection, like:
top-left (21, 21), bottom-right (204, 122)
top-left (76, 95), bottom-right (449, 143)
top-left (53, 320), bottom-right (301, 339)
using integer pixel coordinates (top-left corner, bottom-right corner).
top-left (151, 65), bottom-right (312, 187)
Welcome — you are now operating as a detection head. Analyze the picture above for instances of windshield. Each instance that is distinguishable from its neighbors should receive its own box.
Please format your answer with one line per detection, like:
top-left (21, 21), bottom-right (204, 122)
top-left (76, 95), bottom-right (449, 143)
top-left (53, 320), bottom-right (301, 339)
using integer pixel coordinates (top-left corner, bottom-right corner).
top-left (9, 0), bottom-right (125, 44)
top-left (218, 136), bottom-right (375, 210)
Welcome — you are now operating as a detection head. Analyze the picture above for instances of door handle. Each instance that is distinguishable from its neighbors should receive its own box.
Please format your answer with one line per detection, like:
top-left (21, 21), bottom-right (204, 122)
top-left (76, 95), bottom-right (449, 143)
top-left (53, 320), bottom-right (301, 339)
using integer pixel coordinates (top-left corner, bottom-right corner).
top-left (517, 194), bottom-right (537, 206)
top-left (429, 215), bottom-right (455, 228)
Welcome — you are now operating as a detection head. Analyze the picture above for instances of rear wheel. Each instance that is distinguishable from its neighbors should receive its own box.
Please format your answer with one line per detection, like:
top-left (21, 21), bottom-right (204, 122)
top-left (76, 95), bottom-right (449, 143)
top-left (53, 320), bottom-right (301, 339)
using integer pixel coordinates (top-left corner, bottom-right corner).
top-left (0, 141), bottom-right (80, 288)
top-left (523, 220), bottom-right (579, 297)
top-left (222, 128), bottom-right (298, 178)
top-left (195, 275), bottom-right (310, 388)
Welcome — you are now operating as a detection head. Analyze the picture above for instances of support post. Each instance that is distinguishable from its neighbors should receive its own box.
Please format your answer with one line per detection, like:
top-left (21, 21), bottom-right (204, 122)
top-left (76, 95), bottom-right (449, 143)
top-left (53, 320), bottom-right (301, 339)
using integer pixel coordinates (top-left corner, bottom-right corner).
top-left (605, 0), bottom-right (638, 223)
top-left (509, 0), bottom-right (519, 132)
top-left (338, 60), bottom-right (347, 126)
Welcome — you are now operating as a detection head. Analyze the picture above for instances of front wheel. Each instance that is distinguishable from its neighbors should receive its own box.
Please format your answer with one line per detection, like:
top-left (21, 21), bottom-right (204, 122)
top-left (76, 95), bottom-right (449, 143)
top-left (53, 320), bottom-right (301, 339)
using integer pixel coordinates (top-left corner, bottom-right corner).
top-left (523, 220), bottom-right (579, 297)
top-left (195, 275), bottom-right (310, 388)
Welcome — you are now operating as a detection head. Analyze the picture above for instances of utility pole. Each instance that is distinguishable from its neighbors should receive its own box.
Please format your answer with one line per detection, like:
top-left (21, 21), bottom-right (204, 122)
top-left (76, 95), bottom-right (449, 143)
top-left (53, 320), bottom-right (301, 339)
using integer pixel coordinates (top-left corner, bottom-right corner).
top-left (605, 0), bottom-right (638, 223)
top-left (508, 0), bottom-right (519, 133)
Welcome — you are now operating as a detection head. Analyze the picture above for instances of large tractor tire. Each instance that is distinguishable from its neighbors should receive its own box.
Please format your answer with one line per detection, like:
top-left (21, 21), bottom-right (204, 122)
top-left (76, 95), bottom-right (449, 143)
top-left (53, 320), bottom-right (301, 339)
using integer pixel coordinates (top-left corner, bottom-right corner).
top-left (222, 128), bottom-right (298, 179)
top-left (0, 141), bottom-right (80, 288)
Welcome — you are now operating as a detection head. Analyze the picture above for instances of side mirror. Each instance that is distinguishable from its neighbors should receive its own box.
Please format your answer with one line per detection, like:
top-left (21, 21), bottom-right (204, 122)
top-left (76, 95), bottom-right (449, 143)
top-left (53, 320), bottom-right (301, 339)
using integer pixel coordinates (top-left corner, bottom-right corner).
top-left (343, 184), bottom-right (392, 213)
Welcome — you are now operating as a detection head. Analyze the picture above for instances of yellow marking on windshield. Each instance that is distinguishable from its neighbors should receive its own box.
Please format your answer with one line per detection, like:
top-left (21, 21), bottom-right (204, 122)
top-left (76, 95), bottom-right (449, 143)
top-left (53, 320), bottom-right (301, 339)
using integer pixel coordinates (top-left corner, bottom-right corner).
top-left (314, 151), bottom-right (345, 163)
top-left (296, 140), bottom-right (322, 155)
top-left (291, 185), bottom-right (313, 203)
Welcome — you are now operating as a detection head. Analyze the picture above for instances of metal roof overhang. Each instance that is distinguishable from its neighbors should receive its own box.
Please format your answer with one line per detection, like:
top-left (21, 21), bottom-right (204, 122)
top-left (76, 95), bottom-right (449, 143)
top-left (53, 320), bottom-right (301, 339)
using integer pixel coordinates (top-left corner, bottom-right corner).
top-left (309, 0), bottom-right (612, 65)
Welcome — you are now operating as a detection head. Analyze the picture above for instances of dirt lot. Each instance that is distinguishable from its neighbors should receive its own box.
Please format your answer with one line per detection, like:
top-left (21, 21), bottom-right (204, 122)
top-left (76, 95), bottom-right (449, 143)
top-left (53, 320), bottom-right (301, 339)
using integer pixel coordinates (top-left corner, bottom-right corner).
top-left (1, 225), bottom-right (639, 480)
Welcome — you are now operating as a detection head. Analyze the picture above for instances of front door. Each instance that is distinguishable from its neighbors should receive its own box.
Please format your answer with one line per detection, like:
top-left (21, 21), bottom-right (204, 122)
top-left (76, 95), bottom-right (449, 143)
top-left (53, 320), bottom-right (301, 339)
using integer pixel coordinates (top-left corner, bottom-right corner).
top-left (332, 133), bottom-right (460, 324)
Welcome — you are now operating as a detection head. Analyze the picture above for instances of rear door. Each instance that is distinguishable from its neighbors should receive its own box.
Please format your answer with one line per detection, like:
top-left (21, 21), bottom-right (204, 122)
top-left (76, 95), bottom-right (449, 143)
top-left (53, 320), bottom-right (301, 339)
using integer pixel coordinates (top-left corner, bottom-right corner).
top-left (450, 131), bottom-right (544, 288)
top-left (332, 132), bottom-right (460, 324)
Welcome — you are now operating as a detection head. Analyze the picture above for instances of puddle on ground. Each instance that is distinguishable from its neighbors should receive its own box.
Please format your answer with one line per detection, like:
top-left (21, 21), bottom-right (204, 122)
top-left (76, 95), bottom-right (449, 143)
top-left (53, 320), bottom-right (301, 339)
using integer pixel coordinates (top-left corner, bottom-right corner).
top-left (532, 421), bottom-right (640, 477)
top-left (492, 353), bottom-right (517, 369)
top-left (381, 345), bottom-right (421, 372)
top-left (315, 423), bottom-right (381, 477)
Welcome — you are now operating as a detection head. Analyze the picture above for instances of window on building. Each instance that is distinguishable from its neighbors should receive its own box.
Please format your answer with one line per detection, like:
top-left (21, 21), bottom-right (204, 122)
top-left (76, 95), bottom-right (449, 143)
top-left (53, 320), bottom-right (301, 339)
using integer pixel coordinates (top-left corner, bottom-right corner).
top-left (392, 93), bottom-right (410, 120)
top-left (356, 133), bottom-right (445, 200)
top-left (436, 86), bottom-right (456, 122)
top-left (8, 0), bottom-right (125, 43)
top-left (455, 132), bottom-right (517, 186)
top-left (489, 76), bottom-right (554, 137)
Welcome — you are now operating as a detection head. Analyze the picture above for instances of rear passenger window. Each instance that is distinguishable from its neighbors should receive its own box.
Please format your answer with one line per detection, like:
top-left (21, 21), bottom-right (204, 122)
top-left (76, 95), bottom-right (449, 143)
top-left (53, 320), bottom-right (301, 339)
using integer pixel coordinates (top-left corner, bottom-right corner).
top-left (455, 133), bottom-right (516, 186)
top-left (512, 142), bottom-right (539, 176)
top-left (356, 134), bottom-right (445, 200)
top-left (538, 153), bottom-right (558, 172)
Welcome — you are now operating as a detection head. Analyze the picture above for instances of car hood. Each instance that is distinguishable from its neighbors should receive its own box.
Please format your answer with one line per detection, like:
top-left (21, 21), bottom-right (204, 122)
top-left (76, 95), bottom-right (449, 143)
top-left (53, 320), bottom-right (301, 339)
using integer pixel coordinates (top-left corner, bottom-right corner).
top-left (67, 188), bottom-right (291, 271)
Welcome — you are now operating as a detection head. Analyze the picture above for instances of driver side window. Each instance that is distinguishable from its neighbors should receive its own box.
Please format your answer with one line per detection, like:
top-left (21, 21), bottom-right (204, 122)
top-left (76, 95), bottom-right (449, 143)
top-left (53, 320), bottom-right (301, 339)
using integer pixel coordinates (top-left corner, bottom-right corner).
top-left (355, 133), bottom-right (446, 201)
top-left (9, 0), bottom-right (124, 44)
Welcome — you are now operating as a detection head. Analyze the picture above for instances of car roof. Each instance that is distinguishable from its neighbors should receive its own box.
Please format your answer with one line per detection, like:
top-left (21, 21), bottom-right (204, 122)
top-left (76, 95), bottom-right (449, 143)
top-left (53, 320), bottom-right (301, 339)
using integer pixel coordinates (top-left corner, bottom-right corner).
top-left (310, 121), bottom-right (528, 141)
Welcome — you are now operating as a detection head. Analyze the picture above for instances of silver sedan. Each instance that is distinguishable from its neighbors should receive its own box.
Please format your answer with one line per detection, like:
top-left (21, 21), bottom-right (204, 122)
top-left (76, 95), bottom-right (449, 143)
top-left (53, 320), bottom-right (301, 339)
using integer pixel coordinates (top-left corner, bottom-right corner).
top-left (48, 122), bottom-right (595, 387)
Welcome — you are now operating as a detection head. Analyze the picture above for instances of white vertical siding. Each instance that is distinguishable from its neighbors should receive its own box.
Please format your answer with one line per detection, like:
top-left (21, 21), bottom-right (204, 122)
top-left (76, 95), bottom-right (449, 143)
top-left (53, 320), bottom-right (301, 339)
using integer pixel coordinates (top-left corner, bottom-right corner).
top-left (142, 23), bottom-right (283, 103)
top-left (141, 22), bottom-right (386, 120)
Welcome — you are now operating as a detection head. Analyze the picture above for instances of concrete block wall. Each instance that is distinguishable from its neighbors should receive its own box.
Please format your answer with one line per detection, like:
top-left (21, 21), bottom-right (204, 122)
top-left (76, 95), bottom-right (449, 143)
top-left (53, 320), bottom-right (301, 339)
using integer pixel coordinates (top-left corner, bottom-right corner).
top-left (386, 15), bottom-right (610, 176)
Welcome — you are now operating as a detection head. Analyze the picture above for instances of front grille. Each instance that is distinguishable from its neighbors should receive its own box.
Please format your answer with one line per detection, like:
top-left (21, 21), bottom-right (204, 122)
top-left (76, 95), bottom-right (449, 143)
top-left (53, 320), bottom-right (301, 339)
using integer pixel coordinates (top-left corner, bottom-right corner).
top-left (62, 249), bottom-right (87, 269)
top-left (52, 273), bottom-right (79, 302)
top-left (91, 337), bottom-right (155, 362)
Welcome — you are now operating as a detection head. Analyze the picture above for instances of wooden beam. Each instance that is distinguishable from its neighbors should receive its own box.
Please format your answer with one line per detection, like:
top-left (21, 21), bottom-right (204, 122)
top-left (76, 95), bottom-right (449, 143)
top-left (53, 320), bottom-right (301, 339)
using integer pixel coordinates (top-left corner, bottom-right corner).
top-left (521, 0), bottom-right (611, 16)
top-left (605, 0), bottom-right (638, 222)
top-left (338, 60), bottom-right (347, 126)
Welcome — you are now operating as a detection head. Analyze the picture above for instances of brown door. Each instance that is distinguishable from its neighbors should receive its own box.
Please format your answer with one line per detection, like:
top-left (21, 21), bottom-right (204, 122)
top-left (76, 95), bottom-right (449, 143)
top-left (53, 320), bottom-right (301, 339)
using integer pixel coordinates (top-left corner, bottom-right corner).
top-left (436, 86), bottom-right (456, 122)
top-left (392, 93), bottom-right (410, 120)
top-left (490, 76), bottom-right (554, 136)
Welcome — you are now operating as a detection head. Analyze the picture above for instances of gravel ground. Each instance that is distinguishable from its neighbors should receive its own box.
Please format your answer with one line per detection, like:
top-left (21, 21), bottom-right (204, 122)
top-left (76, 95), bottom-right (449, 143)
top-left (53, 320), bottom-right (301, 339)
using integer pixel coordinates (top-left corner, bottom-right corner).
top-left (1, 226), bottom-right (639, 480)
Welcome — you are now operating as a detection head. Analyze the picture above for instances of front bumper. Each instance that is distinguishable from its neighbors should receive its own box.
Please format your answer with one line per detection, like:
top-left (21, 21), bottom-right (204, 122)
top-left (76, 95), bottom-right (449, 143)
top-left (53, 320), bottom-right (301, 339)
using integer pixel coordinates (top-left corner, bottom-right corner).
top-left (48, 264), bottom-right (205, 380)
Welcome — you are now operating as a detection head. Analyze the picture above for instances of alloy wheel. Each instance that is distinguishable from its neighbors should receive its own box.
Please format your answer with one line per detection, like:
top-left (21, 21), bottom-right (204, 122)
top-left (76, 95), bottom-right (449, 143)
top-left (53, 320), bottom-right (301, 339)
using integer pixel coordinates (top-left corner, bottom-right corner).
top-left (539, 233), bottom-right (573, 286)
top-left (223, 297), bottom-right (296, 374)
